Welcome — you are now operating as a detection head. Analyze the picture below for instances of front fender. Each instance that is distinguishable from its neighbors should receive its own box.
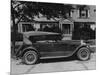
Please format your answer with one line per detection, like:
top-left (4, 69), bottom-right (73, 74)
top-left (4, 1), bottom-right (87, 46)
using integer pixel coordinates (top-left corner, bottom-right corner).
top-left (74, 44), bottom-right (91, 53)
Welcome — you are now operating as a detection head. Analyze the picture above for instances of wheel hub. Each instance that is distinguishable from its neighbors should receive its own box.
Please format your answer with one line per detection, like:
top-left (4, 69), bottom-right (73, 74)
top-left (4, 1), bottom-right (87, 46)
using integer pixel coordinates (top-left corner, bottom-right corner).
top-left (81, 51), bottom-right (88, 58)
top-left (27, 54), bottom-right (35, 62)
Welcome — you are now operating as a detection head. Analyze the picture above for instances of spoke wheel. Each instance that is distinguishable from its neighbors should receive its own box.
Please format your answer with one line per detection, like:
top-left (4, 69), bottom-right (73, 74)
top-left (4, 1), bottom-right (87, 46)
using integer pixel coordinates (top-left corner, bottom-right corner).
top-left (77, 47), bottom-right (90, 61)
top-left (22, 50), bottom-right (38, 65)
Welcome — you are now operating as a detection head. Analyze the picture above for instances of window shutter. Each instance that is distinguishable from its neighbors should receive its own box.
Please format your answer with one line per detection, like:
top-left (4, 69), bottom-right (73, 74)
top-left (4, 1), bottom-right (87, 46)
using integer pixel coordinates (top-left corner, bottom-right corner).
top-left (70, 11), bottom-right (72, 17)
top-left (77, 9), bottom-right (80, 18)
top-left (88, 10), bottom-right (90, 18)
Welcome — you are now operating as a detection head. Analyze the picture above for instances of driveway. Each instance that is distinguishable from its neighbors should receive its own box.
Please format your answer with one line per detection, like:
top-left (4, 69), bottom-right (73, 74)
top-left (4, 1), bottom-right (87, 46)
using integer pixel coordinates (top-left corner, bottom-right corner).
top-left (11, 53), bottom-right (96, 75)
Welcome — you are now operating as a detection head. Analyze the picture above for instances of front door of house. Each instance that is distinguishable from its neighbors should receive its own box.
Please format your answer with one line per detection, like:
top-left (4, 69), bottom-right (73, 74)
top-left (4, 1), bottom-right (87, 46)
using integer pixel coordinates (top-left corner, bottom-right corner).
top-left (62, 24), bottom-right (71, 34)
top-left (62, 24), bottom-right (72, 40)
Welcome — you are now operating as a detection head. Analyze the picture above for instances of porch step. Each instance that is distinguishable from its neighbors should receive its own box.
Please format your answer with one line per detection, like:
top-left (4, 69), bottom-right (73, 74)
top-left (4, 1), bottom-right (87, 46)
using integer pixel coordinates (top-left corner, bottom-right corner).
top-left (62, 34), bottom-right (72, 40)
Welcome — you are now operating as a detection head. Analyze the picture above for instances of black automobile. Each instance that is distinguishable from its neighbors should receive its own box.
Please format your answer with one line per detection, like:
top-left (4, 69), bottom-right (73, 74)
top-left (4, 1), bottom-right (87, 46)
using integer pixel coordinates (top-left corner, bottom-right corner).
top-left (14, 31), bottom-right (91, 65)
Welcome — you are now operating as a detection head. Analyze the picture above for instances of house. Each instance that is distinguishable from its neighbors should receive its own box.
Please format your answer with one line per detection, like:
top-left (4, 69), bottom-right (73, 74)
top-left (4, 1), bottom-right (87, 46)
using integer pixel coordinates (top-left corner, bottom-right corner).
top-left (66, 5), bottom-right (96, 40)
top-left (57, 5), bottom-right (96, 40)
top-left (18, 16), bottom-right (59, 33)
top-left (18, 16), bottom-right (74, 40)
top-left (18, 4), bottom-right (96, 40)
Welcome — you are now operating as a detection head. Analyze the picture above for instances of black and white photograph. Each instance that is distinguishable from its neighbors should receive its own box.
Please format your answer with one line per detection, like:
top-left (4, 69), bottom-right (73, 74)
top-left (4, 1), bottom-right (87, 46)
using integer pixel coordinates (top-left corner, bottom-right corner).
top-left (11, 0), bottom-right (96, 74)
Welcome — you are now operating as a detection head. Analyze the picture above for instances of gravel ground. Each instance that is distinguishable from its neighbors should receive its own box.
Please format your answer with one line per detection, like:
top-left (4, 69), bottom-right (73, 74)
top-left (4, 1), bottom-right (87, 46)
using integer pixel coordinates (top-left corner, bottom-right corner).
top-left (11, 53), bottom-right (96, 75)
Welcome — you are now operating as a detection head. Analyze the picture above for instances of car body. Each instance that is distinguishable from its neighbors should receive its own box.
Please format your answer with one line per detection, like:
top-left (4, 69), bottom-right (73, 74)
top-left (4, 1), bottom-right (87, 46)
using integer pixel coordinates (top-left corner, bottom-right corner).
top-left (15, 31), bottom-right (91, 65)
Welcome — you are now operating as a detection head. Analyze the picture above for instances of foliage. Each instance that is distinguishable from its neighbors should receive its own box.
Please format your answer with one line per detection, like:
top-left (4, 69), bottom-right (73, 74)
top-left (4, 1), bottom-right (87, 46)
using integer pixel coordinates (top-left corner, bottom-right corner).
top-left (11, 0), bottom-right (75, 23)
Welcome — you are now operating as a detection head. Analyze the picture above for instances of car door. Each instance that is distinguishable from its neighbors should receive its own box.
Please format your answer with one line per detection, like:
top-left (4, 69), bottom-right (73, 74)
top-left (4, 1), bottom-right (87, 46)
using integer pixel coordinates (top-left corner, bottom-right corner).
top-left (52, 40), bottom-right (80, 57)
top-left (36, 41), bottom-right (56, 57)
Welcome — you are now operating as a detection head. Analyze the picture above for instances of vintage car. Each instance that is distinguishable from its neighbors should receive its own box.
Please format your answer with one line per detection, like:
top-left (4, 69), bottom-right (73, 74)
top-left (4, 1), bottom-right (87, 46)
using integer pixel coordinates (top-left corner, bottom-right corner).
top-left (15, 31), bottom-right (91, 65)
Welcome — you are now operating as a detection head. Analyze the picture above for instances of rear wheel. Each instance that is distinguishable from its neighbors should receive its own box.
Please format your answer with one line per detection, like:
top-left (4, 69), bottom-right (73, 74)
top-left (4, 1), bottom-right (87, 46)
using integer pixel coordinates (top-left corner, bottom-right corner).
top-left (22, 50), bottom-right (38, 65)
top-left (77, 47), bottom-right (90, 61)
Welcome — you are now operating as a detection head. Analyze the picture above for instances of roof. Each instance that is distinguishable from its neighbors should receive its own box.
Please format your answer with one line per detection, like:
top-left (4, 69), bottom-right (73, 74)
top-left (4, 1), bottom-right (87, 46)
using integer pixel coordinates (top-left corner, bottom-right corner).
top-left (59, 19), bottom-right (73, 24)
top-left (19, 16), bottom-right (59, 23)
top-left (74, 18), bottom-right (96, 23)
top-left (34, 16), bottom-right (58, 22)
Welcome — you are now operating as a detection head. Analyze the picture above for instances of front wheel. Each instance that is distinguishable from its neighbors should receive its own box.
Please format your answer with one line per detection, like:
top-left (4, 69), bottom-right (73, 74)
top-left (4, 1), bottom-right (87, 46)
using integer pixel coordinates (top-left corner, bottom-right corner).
top-left (77, 47), bottom-right (90, 61)
top-left (22, 50), bottom-right (38, 65)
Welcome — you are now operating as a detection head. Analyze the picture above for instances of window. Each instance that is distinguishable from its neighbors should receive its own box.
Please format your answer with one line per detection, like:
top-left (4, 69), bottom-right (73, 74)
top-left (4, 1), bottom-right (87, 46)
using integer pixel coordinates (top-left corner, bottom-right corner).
top-left (66, 11), bottom-right (72, 18)
top-left (21, 23), bottom-right (60, 33)
top-left (79, 9), bottom-right (89, 18)
top-left (39, 23), bottom-right (60, 33)
top-left (62, 24), bottom-right (71, 34)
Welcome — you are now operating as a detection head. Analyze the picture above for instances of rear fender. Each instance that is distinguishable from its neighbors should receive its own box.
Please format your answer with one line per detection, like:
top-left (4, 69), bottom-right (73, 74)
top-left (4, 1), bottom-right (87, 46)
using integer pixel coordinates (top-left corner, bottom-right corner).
top-left (21, 46), bottom-right (39, 57)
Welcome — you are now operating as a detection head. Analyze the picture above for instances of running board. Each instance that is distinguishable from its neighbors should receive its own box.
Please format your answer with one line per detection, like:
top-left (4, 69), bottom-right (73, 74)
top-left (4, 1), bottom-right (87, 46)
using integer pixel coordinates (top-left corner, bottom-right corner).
top-left (40, 55), bottom-right (70, 59)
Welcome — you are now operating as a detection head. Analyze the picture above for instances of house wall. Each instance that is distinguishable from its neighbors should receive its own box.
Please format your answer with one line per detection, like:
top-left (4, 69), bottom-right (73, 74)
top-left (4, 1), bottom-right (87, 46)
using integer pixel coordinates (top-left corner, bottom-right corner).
top-left (71, 5), bottom-right (96, 22)
top-left (70, 5), bottom-right (96, 40)
top-left (17, 5), bottom-right (96, 40)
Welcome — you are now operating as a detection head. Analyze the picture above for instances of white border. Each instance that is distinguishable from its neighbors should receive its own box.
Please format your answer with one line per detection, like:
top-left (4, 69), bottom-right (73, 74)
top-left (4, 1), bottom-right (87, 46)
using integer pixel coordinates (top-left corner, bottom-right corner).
top-left (0, 0), bottom-right (99, 75)
top-left (21, 0), bottom-right (96, 5)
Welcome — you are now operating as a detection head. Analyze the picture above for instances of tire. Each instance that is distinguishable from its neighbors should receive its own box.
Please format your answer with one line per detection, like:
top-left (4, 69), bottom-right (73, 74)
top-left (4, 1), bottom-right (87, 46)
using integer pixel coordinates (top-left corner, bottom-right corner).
top-left (22, 50), bottom-right (38, 65)
top-left (77, 47), bottom-right (90, 61)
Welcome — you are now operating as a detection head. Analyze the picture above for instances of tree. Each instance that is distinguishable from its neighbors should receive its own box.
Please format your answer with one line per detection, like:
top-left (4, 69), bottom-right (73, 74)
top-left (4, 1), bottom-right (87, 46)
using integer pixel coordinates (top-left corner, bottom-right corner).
top-left (11, 0), bottom-right (30, 55)
top-left (11, 0), bottom-right (24, 55)
top-left (11, 0), bottom-right (75, 55)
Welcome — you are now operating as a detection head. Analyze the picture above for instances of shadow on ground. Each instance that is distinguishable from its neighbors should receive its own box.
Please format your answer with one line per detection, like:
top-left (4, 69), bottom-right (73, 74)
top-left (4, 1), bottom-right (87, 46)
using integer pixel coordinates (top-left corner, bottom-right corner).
top-left (39, 56), bottom-right (77, 64)
top-left (14, 55), bottom-right (77, 65)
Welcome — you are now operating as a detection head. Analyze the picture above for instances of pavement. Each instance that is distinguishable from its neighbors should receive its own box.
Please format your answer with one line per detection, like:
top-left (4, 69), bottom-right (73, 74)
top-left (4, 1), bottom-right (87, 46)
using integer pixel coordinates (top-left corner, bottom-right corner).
top-left (11, 53), bottom-right (96, 75)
